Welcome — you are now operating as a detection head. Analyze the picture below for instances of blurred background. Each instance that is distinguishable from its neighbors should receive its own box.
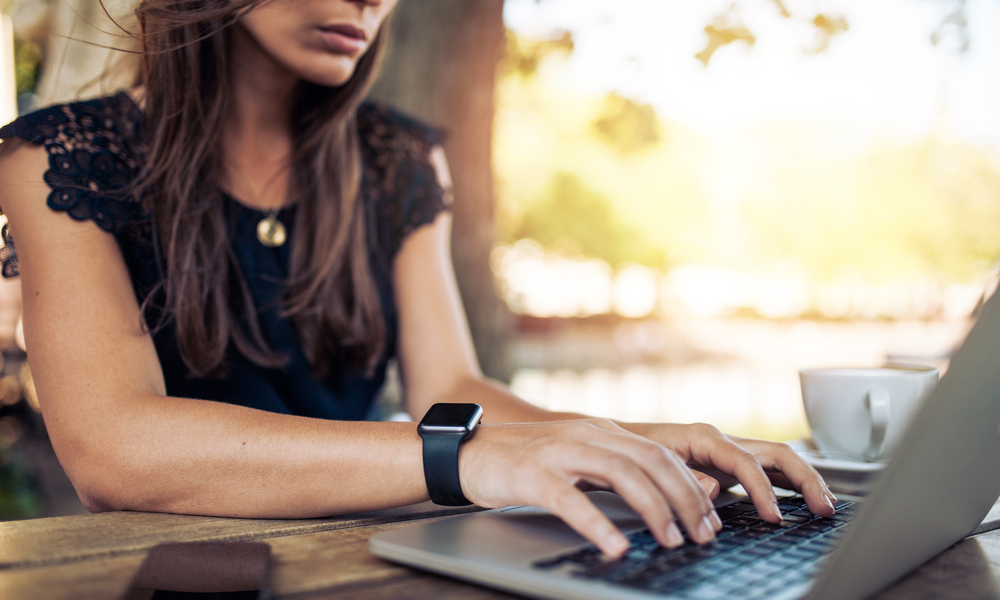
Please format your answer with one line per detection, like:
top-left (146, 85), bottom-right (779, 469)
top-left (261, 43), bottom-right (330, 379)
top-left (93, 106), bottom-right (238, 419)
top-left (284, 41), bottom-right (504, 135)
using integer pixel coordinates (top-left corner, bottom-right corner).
top-left (0, 0), bottom-right (997, 519)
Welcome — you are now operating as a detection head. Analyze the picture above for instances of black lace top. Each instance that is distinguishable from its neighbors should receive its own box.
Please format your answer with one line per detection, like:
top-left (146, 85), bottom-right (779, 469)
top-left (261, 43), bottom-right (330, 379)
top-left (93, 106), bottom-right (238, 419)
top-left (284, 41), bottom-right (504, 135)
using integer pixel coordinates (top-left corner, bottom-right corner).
top-left (0, 92), bottom-right (449, 420)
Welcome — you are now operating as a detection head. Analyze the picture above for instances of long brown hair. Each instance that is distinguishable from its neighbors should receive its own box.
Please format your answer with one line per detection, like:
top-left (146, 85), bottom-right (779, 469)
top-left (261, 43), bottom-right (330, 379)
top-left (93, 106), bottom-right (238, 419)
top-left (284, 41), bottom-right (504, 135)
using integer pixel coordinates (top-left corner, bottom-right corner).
top-left (133, 0), bottom-right (388, 378)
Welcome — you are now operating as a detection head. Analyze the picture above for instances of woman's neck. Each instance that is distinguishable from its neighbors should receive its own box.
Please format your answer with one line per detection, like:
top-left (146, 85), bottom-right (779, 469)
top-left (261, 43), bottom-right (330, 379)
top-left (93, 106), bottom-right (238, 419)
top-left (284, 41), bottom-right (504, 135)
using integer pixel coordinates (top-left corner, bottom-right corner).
top-left (222, 24), bottom-right (298, 211)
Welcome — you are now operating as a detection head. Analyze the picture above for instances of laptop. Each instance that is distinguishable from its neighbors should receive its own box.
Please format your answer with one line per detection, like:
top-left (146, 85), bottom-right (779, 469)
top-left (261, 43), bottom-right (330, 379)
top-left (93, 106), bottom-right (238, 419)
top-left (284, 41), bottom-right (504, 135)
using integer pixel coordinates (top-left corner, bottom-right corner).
top-left (370, 286), bottom-right (1000, 600)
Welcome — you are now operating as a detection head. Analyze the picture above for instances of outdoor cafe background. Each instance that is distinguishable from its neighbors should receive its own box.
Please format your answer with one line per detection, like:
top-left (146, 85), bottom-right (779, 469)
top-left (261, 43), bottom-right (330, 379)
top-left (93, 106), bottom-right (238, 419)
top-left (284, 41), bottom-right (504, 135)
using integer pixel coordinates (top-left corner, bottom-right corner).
top-left (0, 0), bottom-right (998, 519)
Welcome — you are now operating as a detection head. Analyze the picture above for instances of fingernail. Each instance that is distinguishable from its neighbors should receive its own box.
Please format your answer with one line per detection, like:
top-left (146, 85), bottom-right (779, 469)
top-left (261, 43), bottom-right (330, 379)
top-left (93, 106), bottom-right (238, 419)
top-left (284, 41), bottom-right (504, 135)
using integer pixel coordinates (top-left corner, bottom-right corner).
top-left (824, 495), bottom-right (835, 511)
top-left (665, 522), bottom-right (684, 547)
top-left (772, 502), bottom-right (783, 520)
top-left (709, 511), bottom-right (722, 531)
top-left (698, 516), bottom-right (715, 542)
top-left (699, 479), bottom-right (717, 495)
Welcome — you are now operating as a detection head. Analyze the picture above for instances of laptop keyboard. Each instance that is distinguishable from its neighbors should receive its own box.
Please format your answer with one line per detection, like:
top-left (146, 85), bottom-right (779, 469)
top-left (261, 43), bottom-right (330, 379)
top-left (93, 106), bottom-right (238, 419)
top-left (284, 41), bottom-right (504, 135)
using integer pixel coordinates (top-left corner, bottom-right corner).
top-left (533, 496), bottom-right (855, 599)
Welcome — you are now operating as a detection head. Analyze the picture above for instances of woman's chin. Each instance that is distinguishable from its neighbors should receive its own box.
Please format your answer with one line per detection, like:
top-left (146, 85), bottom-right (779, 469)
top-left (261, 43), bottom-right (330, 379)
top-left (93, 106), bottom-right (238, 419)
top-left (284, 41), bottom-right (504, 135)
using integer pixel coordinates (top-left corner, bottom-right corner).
top-left (294, 56), bottom-right (360, 88)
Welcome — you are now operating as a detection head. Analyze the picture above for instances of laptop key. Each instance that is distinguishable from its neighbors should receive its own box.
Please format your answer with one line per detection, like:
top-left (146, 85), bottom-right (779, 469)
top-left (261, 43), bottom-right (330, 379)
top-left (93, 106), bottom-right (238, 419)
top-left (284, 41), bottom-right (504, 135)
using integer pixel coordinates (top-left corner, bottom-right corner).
top-left (757, 538), bottom-right (795, 550)
top-left (787, 548), bottom-right (821, 560)
top-left (716, 506), bottom-right (750, 520)
top-left (725, 552), bottom-right (757, 564)
top-left (781, 514), bottom-right (810, 524)
top-left (626, 548), bottom-right (652, 562)
top-left (630, 529), bottom-right (656, 541)
top-left (735, 529), bottom-right (771, 540)
top-left (716, 538), bottom-right (747, 551)
top-left (784, 496), bottom-right (809, 505)
top-left (799, 522), bottom-right (835, 533)
top-left (784, 528), bottom-right (819, 538)
top-left (718, 524), bottom-right (747, 539)
top-left (766, 554), bottom-right (803, 567)
top-left (800, 541), bottom-right (835, 555)
top-left (683, 583), bottom-right (729, 599)
top-left (751, 523), bottom-right (784, 533)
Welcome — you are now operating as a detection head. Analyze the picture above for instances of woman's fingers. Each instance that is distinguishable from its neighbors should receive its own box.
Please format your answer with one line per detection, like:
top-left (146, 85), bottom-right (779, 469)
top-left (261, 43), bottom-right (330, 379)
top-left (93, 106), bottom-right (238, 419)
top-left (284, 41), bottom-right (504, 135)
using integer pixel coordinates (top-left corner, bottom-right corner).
top-left (460, 421), bottom-right (720, 555)
top-left (689, 470), bottom-right (723, 531)
top-left (677, 424), bottom-right (784, 523)
top-left (686, 429), bottom-right (836, 519)
top-left (694, 471), bottom-right (720, 500)
top-left (718, 446), bottom-right (785, 522)
top-left (622, 423), bottom-right (838, 524)
top-left (564, 422), bottom-right (718, 543)
top-left (732, 438), bottom-right (837, 517)
top-left (535, 473), bottom-right (631, 557)
top-left (554, 437), bottom-right (708, 548)
top-left (560, 445), bottom-right (700, 547)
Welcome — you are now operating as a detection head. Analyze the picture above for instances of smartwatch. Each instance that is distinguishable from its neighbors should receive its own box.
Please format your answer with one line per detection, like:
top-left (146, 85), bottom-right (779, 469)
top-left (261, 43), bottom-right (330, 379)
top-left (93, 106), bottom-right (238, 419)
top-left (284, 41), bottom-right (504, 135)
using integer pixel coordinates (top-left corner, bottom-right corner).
top-left (417, 403), bottom-right (483, 506)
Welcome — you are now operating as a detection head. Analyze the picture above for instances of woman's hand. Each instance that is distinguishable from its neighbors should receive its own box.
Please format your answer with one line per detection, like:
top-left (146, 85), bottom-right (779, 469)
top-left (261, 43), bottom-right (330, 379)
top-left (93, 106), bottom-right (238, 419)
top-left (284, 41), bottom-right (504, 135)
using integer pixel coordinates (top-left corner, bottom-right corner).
top-left (626, 423), bottom-right (837, 522)
top-left (458, 419), bottom-right (723, 558)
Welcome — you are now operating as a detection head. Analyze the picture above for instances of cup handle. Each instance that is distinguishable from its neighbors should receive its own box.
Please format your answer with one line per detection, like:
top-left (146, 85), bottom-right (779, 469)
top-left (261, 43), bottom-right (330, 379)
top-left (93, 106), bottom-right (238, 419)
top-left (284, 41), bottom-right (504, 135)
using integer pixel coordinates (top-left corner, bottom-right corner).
top-left (864, 388), bottom-right (891, 462)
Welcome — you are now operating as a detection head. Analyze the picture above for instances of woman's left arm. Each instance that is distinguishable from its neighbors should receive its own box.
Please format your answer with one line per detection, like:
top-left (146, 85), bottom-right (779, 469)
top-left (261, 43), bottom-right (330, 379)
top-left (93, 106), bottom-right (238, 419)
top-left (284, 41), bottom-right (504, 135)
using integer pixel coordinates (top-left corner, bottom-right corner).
top-left (392, 146), bottom-right (836, 518)
top-left (392, 147), bottom-right (566, 425)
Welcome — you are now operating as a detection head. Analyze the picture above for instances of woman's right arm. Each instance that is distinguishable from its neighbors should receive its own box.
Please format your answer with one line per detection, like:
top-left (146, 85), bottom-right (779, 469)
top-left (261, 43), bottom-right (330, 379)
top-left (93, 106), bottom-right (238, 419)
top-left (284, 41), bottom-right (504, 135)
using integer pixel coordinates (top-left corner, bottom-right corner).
top-left (0, 141), bottom-right (722, 557)
top-left (0, 140), bottom-right (432, 517)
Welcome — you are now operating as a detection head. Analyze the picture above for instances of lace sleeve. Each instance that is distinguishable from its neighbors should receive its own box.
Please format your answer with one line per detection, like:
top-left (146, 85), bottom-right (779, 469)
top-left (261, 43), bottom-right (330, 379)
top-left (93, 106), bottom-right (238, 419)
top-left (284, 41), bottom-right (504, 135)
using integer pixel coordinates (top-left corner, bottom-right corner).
top-left (0, 93), bottom-right (146, 278)
top-left (357, 102), bottom-right (451, 260)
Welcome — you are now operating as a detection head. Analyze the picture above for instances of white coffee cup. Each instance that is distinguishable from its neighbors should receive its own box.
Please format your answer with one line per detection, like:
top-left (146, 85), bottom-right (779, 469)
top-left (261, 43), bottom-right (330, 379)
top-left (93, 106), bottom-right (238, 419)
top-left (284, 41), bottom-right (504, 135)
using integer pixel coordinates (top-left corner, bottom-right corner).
top-left (799, 366), bottom-right (939, 463)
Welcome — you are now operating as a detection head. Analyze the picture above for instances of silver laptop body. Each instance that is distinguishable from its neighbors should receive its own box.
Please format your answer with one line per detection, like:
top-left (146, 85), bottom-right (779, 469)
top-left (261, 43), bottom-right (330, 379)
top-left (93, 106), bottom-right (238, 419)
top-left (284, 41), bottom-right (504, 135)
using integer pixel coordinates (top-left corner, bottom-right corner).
top-left (371, 288), bottom-right (1000, 599)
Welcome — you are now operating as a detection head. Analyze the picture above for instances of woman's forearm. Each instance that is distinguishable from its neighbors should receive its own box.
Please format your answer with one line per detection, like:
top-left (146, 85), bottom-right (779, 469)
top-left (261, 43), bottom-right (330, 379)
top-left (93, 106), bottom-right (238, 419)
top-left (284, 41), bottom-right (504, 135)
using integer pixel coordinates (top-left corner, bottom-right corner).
top-left (62, 392), bottom-right (427, 518)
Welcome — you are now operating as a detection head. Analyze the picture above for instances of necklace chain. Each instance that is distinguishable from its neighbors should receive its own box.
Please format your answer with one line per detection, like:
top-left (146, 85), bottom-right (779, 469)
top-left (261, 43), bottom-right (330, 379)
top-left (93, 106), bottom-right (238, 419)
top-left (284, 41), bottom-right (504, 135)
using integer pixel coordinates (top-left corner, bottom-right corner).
top-left (225, 156), bottom-right (290, 248)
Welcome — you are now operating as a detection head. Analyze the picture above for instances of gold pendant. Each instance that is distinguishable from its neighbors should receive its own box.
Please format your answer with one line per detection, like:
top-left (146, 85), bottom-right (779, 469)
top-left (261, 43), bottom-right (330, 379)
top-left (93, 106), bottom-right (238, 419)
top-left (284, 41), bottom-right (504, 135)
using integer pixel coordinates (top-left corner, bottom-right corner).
top-left (256, 214), bottom-right (287, 247)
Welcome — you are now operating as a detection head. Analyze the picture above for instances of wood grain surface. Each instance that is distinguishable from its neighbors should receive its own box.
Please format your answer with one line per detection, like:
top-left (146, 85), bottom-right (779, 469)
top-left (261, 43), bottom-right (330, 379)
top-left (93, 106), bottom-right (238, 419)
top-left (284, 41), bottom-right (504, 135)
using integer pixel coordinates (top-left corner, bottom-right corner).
top-left (3, 503), bottom-right (1000, 600)
top-left (0, 502), bottom-right (480, 570)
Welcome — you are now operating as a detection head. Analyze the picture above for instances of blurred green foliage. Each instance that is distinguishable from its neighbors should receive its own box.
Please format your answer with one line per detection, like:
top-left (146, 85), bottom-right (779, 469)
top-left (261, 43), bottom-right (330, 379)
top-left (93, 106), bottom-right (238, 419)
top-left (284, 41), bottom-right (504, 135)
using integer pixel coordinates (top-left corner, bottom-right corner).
top-left (508, 172), bottom-right (666, 268)
top-left (0, 458), bottom-right (42, 520)
top-left (500, 27), bottom-right (574, 78)
top-left (14, 38), bottom-right (42, 95)
top-left (697, 2), bottom-right (850, 65)
top-left (742, 139), bottom-right (1000, 281)
top-left (591, 93), bottom-right (661, 156)
top-left (496, 26), bottom-right (1000, 284)
top-left (696, 12), bottom-right (756, 67)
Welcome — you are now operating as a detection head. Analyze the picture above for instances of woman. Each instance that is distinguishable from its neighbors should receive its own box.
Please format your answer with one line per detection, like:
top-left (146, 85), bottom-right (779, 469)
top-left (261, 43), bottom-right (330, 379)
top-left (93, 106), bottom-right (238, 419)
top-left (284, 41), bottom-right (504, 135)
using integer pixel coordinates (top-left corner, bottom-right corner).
top-left (0, 0), bottom-right (833, 557)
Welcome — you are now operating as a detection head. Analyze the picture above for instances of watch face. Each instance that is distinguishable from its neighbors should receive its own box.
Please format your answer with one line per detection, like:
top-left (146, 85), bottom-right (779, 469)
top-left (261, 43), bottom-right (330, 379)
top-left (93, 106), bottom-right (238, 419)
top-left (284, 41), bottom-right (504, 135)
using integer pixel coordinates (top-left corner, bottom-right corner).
top-left (419, 403), bottom-right (483, 432)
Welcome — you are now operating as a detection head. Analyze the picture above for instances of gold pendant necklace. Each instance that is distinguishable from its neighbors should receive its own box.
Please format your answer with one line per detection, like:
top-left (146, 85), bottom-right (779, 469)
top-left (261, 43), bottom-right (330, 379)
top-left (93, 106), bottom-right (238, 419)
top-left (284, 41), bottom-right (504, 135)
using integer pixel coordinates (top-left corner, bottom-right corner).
top-left (225, 155), bottom-right (290, 247)
top-left (256, 209), bottom-right (287, 247)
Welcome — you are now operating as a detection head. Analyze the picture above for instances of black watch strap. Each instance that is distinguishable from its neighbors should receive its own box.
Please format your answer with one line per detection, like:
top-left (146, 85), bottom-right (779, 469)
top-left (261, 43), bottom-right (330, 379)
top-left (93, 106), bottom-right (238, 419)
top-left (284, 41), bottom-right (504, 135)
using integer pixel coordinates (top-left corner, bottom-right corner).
top-left (422, 433), bottom-right (472, 506)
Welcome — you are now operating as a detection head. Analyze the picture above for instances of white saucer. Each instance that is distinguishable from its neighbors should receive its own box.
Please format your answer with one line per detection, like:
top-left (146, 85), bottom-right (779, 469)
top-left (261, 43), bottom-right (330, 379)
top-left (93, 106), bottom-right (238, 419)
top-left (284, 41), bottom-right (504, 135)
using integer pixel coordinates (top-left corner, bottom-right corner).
top-left (786, 439), bottom-right (886, 496)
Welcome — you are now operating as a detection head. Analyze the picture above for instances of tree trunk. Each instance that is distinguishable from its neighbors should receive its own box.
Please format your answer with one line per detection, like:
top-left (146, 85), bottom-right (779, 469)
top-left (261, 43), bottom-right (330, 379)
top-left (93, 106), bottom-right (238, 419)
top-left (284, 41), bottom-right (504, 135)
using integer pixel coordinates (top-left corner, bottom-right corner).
top-left (369, 0), bottom-right (512, 382)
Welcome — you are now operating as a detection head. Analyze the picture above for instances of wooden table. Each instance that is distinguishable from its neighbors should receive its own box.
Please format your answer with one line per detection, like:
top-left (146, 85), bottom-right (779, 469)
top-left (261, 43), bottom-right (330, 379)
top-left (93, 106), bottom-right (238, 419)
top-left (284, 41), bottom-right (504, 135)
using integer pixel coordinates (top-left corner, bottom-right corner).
top-left (3, 501), bottom-right (1000, 600)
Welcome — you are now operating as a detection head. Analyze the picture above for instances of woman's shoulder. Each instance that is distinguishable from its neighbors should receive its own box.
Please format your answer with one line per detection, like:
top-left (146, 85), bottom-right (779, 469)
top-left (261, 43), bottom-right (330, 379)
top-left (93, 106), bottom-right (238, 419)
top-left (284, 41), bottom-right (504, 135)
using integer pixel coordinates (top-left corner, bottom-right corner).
top-left (0, 91), bottom-right (146, 233)
top-left (355, 102), bottom-right (451, 259)
top-left (0, 92), bottom-right (148, 279)
top-left (0, 91), bottom-right (143, 152)
top-left (356, 101), bottom-right (446, 159)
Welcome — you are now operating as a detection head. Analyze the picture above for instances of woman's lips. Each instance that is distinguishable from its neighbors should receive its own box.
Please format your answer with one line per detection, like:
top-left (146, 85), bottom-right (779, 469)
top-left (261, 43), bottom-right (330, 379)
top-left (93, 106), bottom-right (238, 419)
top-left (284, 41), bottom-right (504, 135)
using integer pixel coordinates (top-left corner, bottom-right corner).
top-left (318, 24), bottom-right (367, 54)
